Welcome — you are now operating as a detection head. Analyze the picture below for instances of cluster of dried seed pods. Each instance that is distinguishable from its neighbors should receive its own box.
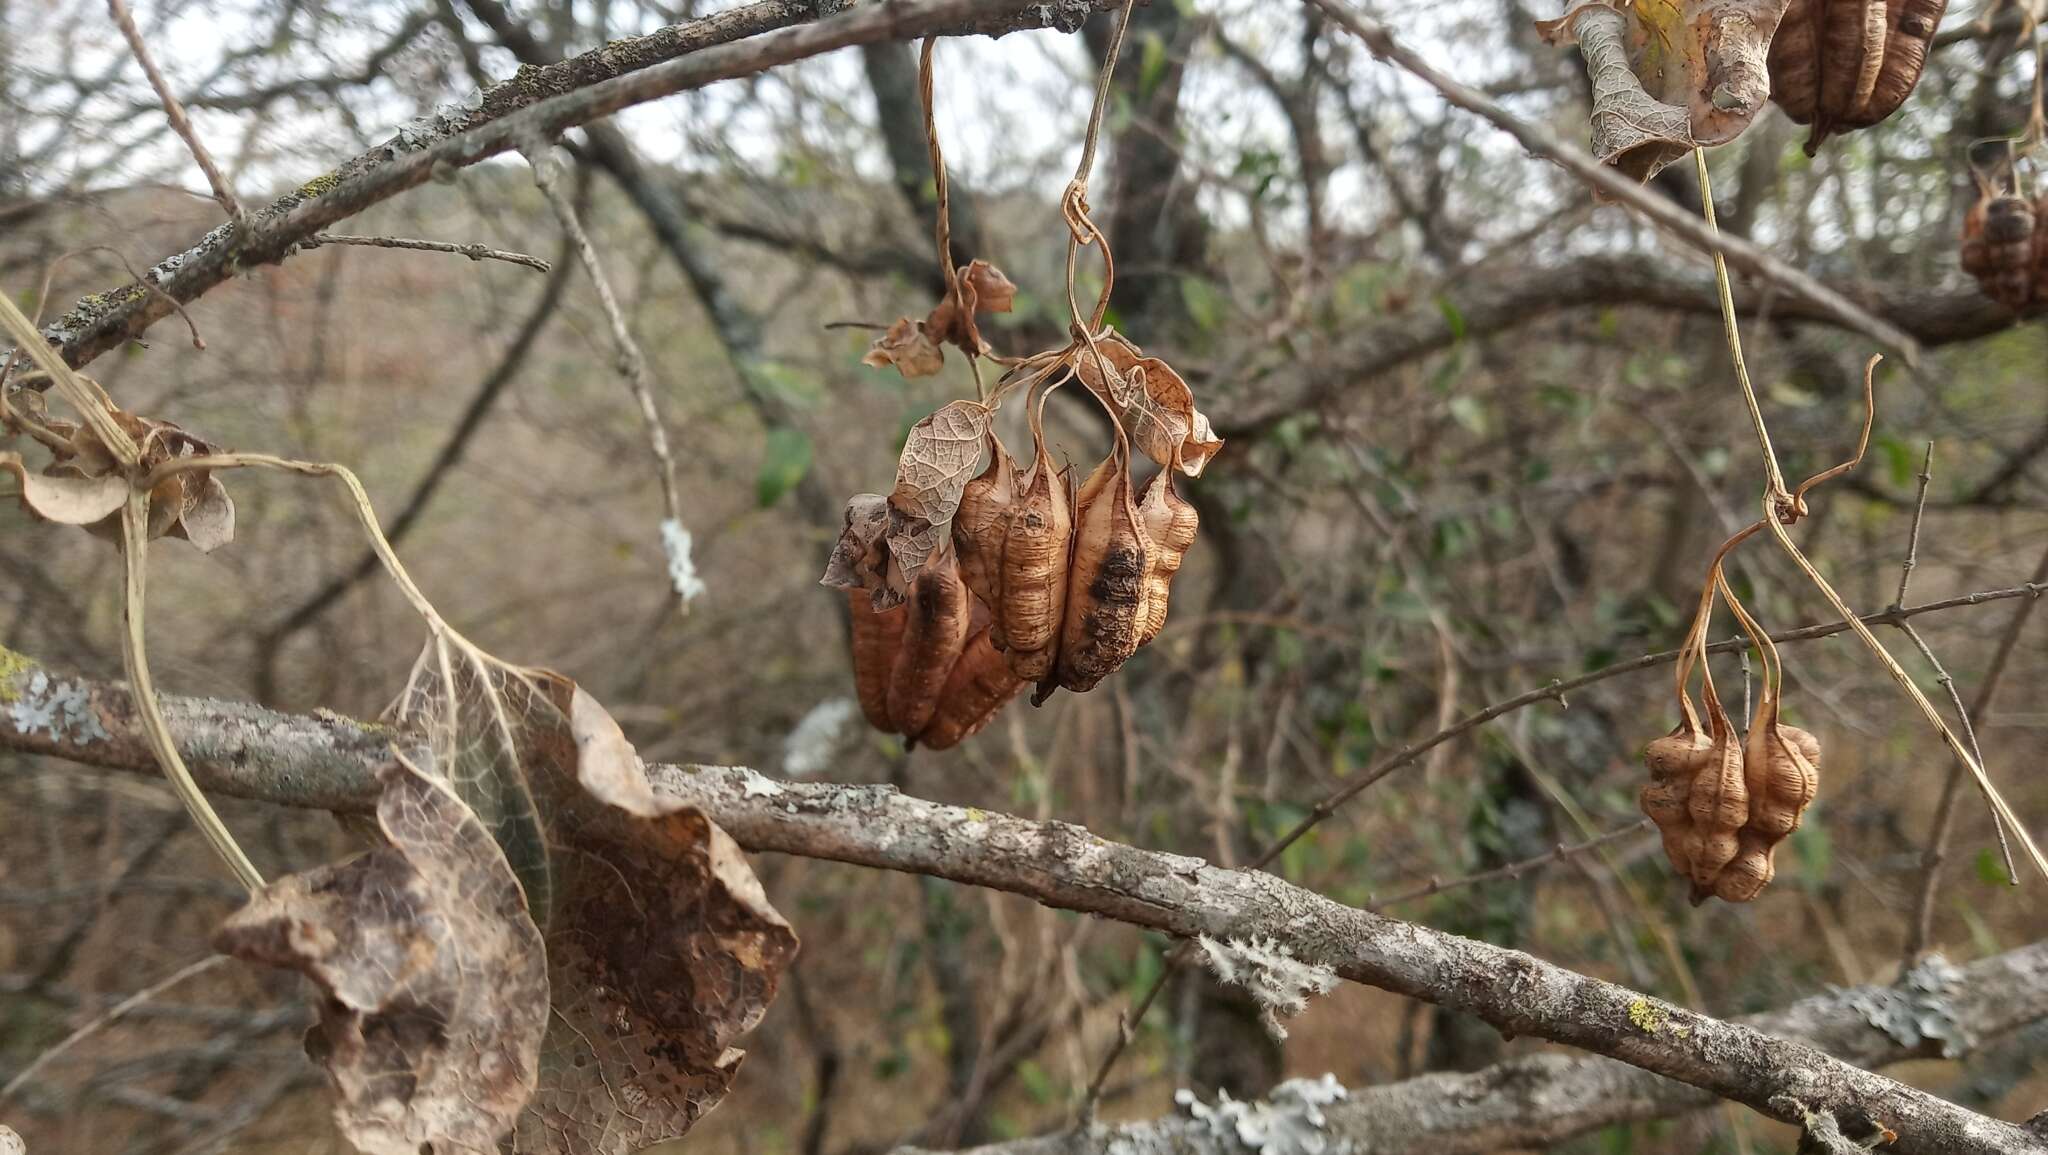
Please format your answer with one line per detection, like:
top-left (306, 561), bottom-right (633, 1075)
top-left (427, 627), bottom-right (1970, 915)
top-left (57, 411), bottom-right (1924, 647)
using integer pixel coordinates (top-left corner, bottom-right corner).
top-left (1960, 184), bottom-right (2048, 315)
top-left (1768, 0), bottom-right (1948, 153)
top-left (1643, 529), bottom-right (1824, 904)
top-left (1640, 363), bottom-right (1882, 902)
top-left (823, 35), bottom-right (1217, 749)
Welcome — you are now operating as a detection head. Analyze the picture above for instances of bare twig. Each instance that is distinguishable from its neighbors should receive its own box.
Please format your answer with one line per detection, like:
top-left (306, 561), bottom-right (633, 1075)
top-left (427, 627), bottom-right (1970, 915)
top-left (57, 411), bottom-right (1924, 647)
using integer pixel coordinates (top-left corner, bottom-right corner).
top-left (107, 0), bottom-right (246, 228)
top-left (1893, 442), bottom-right (1936, 608)
top-left (1368, 819), bottom-right (1655, 909)
top-left (299, 233), bottom-right (552, 272)
top-left (1301, 0), bottom-right (1923, 363)
top-left (1905, 539), bottom-right (2048, 957)
top-left (523, 144), bottom-right (693, 604)
top-left (0, 955), bottom-right (226, 1103)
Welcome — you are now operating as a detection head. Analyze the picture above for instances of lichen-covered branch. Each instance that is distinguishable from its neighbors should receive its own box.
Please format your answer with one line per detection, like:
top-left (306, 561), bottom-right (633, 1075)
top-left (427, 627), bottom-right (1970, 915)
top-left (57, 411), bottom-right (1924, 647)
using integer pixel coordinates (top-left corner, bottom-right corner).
top-left (1, 657), bottom-right (2042, 1154)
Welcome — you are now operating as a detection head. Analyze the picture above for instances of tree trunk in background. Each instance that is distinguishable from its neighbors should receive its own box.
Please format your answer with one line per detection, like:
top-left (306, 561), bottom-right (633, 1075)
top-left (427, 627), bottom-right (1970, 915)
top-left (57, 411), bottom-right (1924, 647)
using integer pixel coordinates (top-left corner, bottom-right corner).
top-left (862, 40), bottom-right (987, 289)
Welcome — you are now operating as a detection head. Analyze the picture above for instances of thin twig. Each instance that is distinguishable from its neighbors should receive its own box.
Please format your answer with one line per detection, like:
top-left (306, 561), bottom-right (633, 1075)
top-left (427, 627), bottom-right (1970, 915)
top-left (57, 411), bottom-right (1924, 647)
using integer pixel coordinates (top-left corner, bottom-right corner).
top-left (1694, 150), bottom-right (1792, 513)
top-left (1904, 539), bottom-right (2048, 957)
top-left (0, 955), bottom-right (226, 1103)
top-left (523, 143), bottom-right (693, 602)
top-left (299, 233), bottom-right (552, 272)
top-left (1368, 819), bottom-right (1654, 910)
top-left (107, 0), bottom-right (245, 228)
top-left (1302, 0), bottom-right (1923, 363)
top-left (1893, 442), bottom-right (1935, 608)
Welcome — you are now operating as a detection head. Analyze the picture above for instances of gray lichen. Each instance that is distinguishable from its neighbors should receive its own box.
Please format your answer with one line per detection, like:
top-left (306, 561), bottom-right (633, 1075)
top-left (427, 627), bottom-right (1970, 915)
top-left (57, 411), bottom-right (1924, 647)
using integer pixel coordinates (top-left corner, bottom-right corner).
top-left (1197, 935), bottom-right (1337, 1040)
top-left (7, 670), bottom-right (111, 745)
top-left (1841, 955), bottom-right (1970, 1058)
top-left (1175, 1075), bottom-right (1351, 1155)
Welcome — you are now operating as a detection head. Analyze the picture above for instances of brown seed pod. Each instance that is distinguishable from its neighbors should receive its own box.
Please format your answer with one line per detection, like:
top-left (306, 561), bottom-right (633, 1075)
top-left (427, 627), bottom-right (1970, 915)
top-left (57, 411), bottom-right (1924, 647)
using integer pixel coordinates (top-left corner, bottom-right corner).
top-left (914, 625), bottom-right (1028, 750)
top-left (1682, 685), bottom-right (1749, 903)
top-left (1641, 722), bottom-right (1712, 883)
top-left (847, 589), bottom-right (910, 733)
top-left (1713, 697), bottom-right (1822, 902)
top-left (1000, 388), bottom-right (1074, 681)
top-left (1769, 0), bottom-right (1948, 153)
top-left (887, 551), bottom-right (973, 736)
top-left (1136, 464), bottom-right (1198, 647)
top-left (1961, 193), bottom-right (2038, 313)
top-left (954, 430), bottom-right (1017, 621)
top-left (1047, 444), bottom-right (1150, 700)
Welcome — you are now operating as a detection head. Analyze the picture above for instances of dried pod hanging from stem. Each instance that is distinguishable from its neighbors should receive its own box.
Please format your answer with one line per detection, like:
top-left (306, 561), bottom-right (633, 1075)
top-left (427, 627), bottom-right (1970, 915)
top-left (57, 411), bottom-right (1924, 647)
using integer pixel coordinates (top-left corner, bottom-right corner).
top-left (1045, 378), bottom-right (1150, 701)
top-left (1712, 571), bottom-right (1822, 903)
top-left (954, 428), bottom-right (1017, 619)
top-left (886, 548), bottom-right (973, 736)
top-left (1769, 0), bottom-right (1948, 153)
top-left (1136, 456), bottom-right (1199, 647)
top-left (847, 590), bottom-right (909, 733)
top-left (914, 625), bottom-right (1028, 751)
top-left (1000, 378), bottom-right (1076, 682)
top-left (1960, 188), bottom-right (2039, 314)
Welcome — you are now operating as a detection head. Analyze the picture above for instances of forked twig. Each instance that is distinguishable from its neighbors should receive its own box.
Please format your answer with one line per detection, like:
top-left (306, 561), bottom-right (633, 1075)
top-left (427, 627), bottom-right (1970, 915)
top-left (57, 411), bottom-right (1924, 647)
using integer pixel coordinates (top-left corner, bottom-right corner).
top-left (108, 0), bottom-right (245, 228)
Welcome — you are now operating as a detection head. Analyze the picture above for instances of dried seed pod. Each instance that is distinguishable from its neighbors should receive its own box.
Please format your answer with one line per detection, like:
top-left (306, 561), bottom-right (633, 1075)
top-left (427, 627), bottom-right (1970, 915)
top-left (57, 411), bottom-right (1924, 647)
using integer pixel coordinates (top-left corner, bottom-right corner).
top-left (1000, 392), bottom-right (1073, 681)
top-left (1712, 700), bottom-right (1822, 902)
top-left (1769, 0), bottom-right (1948, 153)
top-left (1136, 465), bottom-right (1198, 646)
top-left (887, 552), bottom-right (973, 736)
top-left (847, 589), bottom-right (910, 733)
top-left (1047, 448), bottom-right (1150, 699)
top-left (1961, 193), bottom-right (2038, 312)
top-left (1641, 721), bottom-right (1713, 882)
top-left (914, 626), bottom-right (1028, 750)
top-left (1682, 689), bottom-right (1749, 903)
top-left (954, 430), bottom-right (1017, 619)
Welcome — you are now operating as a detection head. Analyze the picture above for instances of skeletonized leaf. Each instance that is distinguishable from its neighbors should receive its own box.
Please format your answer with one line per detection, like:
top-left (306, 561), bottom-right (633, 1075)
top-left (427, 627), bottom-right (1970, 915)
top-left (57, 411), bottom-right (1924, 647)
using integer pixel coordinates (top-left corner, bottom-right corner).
top-left (1072, 335), bottom-right (1222, 476)
top-left (885, 400), bottom-right (993, 587)
top-left (215, 757), bottom-right (548, 1155)
top-left (1, 451), bottom-right (128, 524)
top-left (862, 316), bottom-right (945, 379)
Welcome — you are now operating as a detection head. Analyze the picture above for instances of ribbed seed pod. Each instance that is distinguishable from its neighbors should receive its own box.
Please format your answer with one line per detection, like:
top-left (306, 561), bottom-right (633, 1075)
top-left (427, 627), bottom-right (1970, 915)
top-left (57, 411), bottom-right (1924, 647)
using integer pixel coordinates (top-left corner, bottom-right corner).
top-left (1000, 395), bottom-right (1073, 681)
top-left (1683, 693), bottom-right (1749, 904)
top-left (1136, 466), bottom-right (1198, 646)
top-left (1961, 194), bottom-right (2038, 312)
top-left (955, 431), bottom-right (1017, 621)
top-left (1641, 721), bottom-right (1712, 882)
top-left (1046, 449), bottom-right (1150, 699)
top-left (1713, 702), bottom-right (1821, 902)
top-left (914, 626), bottom-right (1028, 750)
top-left (887, 552), bottom-right (973, 736)
top-left (1769, 0), bottom-right (1948, 153)
top-left (848, 589), bottom-right (910, 733)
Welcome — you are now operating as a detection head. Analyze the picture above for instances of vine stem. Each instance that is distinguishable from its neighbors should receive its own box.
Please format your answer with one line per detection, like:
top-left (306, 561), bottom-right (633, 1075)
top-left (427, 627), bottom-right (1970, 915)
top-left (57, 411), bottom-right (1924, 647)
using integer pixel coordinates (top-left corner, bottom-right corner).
top-left (121, 488), bottom-right (265, 891)
top-left (1690, 149), bottom-right (2048, 885)
top-left (1693, 149), bottom-right (1792, 514)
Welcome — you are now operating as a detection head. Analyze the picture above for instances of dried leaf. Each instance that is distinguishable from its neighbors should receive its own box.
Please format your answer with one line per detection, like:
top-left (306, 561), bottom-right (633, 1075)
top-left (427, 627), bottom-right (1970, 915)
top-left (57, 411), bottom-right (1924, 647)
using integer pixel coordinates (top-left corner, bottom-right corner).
top-left (885, 400), bottom-right (994, 588)
top-left (862, 316), bottom-right (946, 379)
top-left (962, 259), bottom-right (1017, 314)
top-left (0, 450), bottom-right (128, 524)
top-left (165, 474), bottom-right (236, 553)
top-left (820, 494), bottom-right (900, 609)
top-left (1073, 333), bottom-right (1223, 476)
top-left (385, 647), bottom-right (798, 1153)
top-left (1542, 0), bottom-right (1790, 180)
top-left (216, 757), bottom-right (548, 1155)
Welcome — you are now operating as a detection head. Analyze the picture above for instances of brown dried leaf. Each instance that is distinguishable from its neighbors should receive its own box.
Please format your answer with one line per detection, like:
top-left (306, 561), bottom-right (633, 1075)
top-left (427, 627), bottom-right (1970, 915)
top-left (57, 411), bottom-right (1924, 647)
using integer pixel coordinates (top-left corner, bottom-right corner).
top-left (820, 494), bottom-right (901, 609)
top-left (885, 400), bottom-right (994, 588)
top-left (1074, 334), bottom-right (1223, 476)
top-left (215, 756), bottom-right (548, 1155)
top-left (862, 316), bottom-right (946, 379)
top-left (165, 474), bottom-right (236, 553)
top-left (962, 259), bottom-right (1017, 314)
top-left (385, 650), bottom-right (799, 1154)
top-left (0, 450), bottom-right (128, 524)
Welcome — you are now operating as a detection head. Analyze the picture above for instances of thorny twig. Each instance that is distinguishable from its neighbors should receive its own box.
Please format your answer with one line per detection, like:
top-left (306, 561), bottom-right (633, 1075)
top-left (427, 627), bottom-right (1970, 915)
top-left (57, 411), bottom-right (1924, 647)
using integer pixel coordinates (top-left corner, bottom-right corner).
top-left (298, 233), bottom-right (553, 272)
top-left (107, 0), bottom-right (246, 229)
top-left (522, 142), bottom-right (694, 605)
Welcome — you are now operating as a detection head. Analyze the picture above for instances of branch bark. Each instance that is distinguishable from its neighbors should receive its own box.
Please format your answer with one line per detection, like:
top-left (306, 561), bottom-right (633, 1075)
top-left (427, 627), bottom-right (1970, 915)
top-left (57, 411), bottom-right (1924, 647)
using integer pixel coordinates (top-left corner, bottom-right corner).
top-left (39, 0), bottom-right (1121, 371)
top-left (2, 659), bottom-right (2044, 1154)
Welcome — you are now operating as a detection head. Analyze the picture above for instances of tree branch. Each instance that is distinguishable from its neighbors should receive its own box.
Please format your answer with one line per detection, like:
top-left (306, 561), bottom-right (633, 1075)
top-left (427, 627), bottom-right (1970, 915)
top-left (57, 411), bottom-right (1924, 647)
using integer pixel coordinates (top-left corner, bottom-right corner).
top-left (40, 0), bottom-right (1120, 371)
top-left (2, 656), bottom-right (2045, 1154)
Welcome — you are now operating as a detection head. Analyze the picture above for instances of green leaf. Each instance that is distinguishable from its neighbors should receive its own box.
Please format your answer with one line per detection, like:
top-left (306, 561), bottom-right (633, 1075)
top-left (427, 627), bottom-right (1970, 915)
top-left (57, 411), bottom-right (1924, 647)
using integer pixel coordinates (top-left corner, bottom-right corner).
top-left (1974, 846), bottom-right (2012, 885)
top-left (1180, 276), bottom-right (1226, 332)
top-left (756, 427), bottom-right (813, 508)
top-left (1436, 295), bottom-right (1467, 343)
top-left (1876, 434), bottom-right (1917, 488)
top-left (1138, 33), bottom-right (1168, 100)
top-left (756, 361), bottom-right (823, 408)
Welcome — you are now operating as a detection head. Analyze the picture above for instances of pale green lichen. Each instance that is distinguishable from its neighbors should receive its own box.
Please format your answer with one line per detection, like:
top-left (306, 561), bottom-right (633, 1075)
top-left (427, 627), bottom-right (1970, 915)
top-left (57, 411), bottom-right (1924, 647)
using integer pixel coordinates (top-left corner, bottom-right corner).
top-left (0, 645), bottom-right (37, 702)
top-left (296, 172), bottom-right (342, 199)
top-left (1627, 997), bottom-right (1691, 1038)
